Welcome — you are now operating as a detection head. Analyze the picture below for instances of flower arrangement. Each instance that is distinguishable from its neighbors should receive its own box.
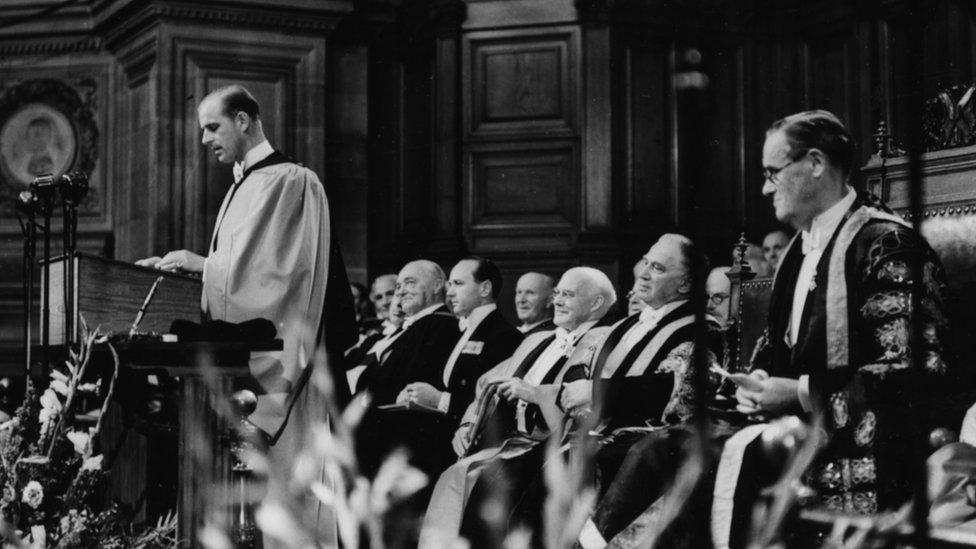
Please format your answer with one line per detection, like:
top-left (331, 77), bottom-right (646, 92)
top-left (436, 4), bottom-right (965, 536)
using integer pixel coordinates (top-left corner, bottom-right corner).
top-left (0, 323), bottom-right (177, 548)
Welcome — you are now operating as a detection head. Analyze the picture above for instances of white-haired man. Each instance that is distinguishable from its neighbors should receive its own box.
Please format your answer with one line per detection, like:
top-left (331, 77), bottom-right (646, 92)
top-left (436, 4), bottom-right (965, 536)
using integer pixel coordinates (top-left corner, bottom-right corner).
top-left (419, 267), bottom-right (616, 549)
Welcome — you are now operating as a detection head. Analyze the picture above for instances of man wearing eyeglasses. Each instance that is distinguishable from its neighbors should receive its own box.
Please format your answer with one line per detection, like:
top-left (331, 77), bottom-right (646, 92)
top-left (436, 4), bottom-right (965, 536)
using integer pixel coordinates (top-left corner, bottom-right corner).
top-left (575, 111), bottom-right (958, 549)
top-left (713, 109), bottom-right (958, 545)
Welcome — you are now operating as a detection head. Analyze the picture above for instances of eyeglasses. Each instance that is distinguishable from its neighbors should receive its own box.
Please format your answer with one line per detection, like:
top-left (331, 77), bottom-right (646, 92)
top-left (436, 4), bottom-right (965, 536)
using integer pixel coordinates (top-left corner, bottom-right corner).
top-left (707, 293), bottom-right (729, 306)
top-left (762, 149), bottom-right (808, 185)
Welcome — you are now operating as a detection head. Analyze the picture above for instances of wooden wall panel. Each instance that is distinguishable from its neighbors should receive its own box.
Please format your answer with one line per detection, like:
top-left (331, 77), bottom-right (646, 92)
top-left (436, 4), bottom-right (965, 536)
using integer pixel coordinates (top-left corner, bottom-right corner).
top-left (464, 27), bottom-right (579, 138)
top-left (466, 140), bottom-right (578, 239)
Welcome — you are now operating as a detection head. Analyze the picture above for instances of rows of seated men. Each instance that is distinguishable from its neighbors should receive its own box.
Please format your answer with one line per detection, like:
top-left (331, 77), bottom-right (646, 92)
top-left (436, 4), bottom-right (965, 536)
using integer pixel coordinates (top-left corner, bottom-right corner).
top-left (341, 109), bottom-right (968, 549)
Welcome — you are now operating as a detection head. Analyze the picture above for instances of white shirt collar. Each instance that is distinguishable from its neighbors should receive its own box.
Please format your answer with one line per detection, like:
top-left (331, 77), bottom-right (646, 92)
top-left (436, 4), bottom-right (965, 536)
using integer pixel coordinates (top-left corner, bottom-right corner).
top-left (234, 140), bottom-right (274, 176)
top-left (638, 299), bottom-right (687, 326)
top-left (802, 187), bottom-right (856, 254)
top-left (557, 319), bottom-right (598, 344)
top-left (402, 303), bottom-right (443, 330)
top-left (458, 303), bottom-right (496, 332)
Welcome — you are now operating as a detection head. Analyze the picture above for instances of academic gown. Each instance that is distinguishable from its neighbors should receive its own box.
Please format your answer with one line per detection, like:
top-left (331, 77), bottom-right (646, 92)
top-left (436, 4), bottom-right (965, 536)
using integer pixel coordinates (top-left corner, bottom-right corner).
top-left (419, 326), bottom-right (611, 549)
top-left (202, 152), bottom-right (356, 440)
top-left (354, 305), bottom-right (461, 477)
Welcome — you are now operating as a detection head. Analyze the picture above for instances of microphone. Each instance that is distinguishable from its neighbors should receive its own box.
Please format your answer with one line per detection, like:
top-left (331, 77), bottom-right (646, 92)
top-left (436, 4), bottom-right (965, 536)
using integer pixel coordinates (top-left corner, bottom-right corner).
top-left (58, 171), bottom-right (89, 206)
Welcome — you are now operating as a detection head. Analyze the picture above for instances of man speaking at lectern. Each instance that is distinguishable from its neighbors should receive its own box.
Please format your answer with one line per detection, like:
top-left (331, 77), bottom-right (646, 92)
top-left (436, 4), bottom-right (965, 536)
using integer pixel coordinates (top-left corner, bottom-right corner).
top-left (137, 85), bottom-right (356, 451)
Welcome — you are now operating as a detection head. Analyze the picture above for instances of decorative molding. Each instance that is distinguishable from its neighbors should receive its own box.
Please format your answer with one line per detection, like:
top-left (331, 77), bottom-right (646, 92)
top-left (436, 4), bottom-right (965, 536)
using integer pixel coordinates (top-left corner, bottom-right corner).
top-left (97, 1), bottom-right (353, 51)
top-left (0, 37), bottom-right (102, 58)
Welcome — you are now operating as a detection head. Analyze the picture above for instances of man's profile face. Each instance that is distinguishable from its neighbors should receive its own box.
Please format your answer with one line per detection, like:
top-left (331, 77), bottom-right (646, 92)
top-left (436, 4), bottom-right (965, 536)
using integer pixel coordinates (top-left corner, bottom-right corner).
top-left (198, 96), bottom-right (246, 164)
top-left (637, 238), bottom-right (689, 309)
top-left (761, 130), bottom-right (818, 228)
top-left (515, 273), bottom-right (552, 324)
top-left (762, 231), bottom-right (790, 270)
top-left (446, 260), bottom-right (485, 318)
top-left (552, 271), bottom-right (598, 331)
top-left (396, 262), bottom-right (440, 316)
top-left (706, 268), bottom-right (732, 326)
top-left (370, 275), bottom-right (397, 320)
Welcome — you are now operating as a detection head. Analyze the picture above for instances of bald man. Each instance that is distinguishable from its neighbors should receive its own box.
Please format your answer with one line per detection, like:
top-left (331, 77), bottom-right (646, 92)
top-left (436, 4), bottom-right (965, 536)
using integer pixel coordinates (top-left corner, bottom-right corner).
top-left (514, 272), bottom-right (556, 335)
top-left (354, 260), bottom-right (462, 477)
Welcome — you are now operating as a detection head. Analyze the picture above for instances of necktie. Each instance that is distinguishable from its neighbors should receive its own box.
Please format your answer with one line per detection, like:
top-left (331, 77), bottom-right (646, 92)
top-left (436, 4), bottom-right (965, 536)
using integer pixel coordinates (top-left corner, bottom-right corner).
top-left (801, 230), bottom-right (822, 255)
top-left (553, 327), bottom-right (572, 352)
top-left (458, 317), bottom-right (469, 332)
top-left (233, 162), bottom-right (244, 184)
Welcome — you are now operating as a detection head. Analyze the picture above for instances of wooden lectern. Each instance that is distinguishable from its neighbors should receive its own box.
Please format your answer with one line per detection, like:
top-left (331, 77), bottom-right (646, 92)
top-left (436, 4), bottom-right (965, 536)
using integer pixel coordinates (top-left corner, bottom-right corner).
top-left (39, 253), bottom-right (274, 547)
top-left (40, 253), bottom-right (202, 344)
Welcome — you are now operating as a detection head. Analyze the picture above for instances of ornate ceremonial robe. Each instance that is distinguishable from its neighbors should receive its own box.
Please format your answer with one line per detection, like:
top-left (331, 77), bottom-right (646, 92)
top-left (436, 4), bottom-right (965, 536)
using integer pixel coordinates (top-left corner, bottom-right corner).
top-left (753, 196), bottom-right (956, 512)
top-left (202, 152), bottom-right (356, 440)
top-left (586, 302), bottom-right (722, 435)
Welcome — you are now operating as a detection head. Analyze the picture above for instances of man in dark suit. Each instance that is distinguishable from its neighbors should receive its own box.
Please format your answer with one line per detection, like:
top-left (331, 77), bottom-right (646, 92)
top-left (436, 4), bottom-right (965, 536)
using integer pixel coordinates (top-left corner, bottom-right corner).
top-left (515, 272), bottom-right (556, 335)
top-left (355, 259), bottom-right (461, 476)
top-left (400, 257), bottom-right (523, 429)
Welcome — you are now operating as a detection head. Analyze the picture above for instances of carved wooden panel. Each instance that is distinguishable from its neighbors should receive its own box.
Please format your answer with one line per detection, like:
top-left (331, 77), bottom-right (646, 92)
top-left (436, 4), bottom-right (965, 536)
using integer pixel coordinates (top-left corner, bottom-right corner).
top-left (463, 26), bottom-right (579, 138)
top-left (465, 140), bottom-right (578, 251)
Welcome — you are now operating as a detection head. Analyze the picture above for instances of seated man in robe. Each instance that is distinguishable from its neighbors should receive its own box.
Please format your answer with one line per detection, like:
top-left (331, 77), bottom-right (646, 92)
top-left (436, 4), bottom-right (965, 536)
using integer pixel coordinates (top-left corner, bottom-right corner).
top-left (559, 234), bottom-right (722, 489)
top-left (515, 272), bottom-right (557, 335)
top-left (357, 257), bottom-right (522, 478)
top-left (577, 110), bottom-right (958, 549)
top-left (398, 257), bottom-right (524, 440)
top-left (355, 260), bottom-right (461, 476)
top-left (418, 267), bottom-right (616, 549)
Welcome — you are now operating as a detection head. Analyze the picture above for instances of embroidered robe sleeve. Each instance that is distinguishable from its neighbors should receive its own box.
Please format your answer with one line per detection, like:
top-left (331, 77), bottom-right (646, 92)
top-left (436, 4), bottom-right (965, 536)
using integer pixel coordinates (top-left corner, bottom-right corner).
top-left (814, 221), bottom-right (955, 509)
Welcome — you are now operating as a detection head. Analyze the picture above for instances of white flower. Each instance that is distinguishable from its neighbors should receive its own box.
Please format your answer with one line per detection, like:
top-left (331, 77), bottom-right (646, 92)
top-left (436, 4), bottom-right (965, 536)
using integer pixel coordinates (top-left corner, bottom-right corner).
top-left (66, 431), bottom-right (92, 457)
top-left (21, 481), bottom-right (44, 509)
top-left (38, 389), bottom-right (62, 426)
top-left (80, 455), bottom-right (103, 472)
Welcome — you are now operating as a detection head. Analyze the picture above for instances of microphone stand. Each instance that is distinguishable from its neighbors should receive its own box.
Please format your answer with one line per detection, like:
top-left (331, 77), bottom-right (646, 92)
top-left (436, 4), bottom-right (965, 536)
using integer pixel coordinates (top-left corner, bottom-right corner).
top-left (31, 176), bottom-right (57, 383)
top-left (59, 172), bottom-right (88, 345)
top-left (16, 192), bottom-right (39, 380)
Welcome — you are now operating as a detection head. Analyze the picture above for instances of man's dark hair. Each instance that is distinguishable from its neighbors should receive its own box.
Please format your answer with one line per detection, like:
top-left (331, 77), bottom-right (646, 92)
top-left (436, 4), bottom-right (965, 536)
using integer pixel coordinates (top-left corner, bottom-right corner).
top-left (467, 256), bottom-right (503, 299)
top-left (212, 85), bottom-right (260, 121)
top-left (768, 109), bottom-right (854, 178)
